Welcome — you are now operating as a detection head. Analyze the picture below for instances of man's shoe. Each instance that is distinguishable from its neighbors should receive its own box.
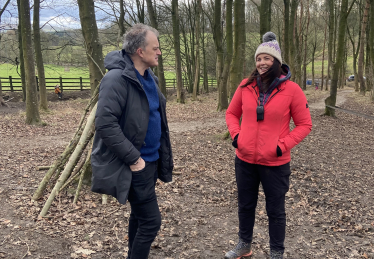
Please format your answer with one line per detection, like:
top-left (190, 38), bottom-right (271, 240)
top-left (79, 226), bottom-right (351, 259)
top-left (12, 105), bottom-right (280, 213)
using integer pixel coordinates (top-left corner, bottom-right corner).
top-left (270, 249), bottom-right (283, 259)
top-left (224, 238), bottom-right (252, 259)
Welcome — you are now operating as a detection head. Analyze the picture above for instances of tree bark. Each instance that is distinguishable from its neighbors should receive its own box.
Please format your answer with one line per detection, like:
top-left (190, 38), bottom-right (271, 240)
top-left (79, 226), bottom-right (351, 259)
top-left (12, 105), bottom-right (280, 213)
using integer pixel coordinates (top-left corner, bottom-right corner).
top-left (283, 0), bottom-right (290, 64)
top-left (369, 0), bottom-right (374, 101)
top-left (117, 0), bottom-right (125, 47)
top-left (202, 11), bottom-right (209, 93)
top-left (326, 0), bottom-right (335, 92)
top-left (289, 0), bottom-right (299, 80)
top-left (213, 0), bottom-right (225, 110)
top-left (321, 24), bottom-right (327, 90)
top-left (259, 0), bottom-right (273, 37)
top-left (33, 0), bottom-right (48, 110)
top-left (77, 0), bottom-right (105, 94)
top-left (16, 0), bottom-right (26, 101)
top-left (20, 0), bottom-right (41, 125)
top-left (192, 0), bottom-right (202, 101)
top-left (172, 0), bottom-right (184, 103)
top-left (146, 0), bottom-right (167, 97)
top-left (325, 0), bottom-right (349, 116)
top-left (302, 0), bottom-right (310, 90)
top-left (229, 0), bottom-right (245, 103)
top-left (358, 0), bottom-right (370, 95)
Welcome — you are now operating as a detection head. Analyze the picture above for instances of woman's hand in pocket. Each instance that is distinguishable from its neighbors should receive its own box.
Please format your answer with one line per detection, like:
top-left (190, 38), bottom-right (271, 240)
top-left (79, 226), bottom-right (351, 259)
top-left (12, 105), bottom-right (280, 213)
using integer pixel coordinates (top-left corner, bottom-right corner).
top-left (130, 157), bottom-right (146, 172)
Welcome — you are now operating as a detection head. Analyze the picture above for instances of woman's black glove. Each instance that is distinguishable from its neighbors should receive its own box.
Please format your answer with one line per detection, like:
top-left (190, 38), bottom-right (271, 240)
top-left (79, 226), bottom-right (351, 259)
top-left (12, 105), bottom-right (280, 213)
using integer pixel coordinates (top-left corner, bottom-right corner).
top-left (232, 134), bottom-right (239, 148)
top-left (276, 145), bottom-right (283, 157)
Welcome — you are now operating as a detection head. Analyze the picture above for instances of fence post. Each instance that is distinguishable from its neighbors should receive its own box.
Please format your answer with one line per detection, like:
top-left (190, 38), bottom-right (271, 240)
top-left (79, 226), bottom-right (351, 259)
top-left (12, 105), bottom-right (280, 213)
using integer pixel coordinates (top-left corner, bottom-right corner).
top-left (9, 76), bottom-right (13, 92)
top-left (80, 77), bottom-right (83, 91)
top-left (173, 78), bottom-right (176, 90)
top-left (36, 76), bottom-right (39, 91)
top-left (59, 77), bottom-right (63, 92)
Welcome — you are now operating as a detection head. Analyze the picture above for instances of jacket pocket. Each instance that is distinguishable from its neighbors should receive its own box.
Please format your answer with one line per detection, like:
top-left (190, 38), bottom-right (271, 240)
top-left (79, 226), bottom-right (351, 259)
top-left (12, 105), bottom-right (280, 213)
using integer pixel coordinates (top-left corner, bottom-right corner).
top-left (91, 157), bottom-right (128, 199)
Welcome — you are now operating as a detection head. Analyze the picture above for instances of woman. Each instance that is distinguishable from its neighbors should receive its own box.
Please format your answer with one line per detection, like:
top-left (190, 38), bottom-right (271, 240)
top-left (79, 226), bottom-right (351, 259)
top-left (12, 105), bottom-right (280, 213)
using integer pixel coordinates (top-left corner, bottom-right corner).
top-left (225, 32), bottom-right (312, 259)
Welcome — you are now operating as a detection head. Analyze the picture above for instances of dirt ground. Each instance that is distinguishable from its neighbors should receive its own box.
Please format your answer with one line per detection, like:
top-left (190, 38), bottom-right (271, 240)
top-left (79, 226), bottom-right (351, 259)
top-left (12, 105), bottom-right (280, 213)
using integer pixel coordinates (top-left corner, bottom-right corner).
top-left (0, 85), bottom-right (374, 259)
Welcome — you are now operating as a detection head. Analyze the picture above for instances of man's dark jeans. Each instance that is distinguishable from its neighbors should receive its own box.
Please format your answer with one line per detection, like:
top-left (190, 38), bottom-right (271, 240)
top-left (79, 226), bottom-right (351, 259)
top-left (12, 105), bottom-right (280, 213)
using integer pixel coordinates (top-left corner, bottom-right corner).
top-left (235, 156), bottom-right (291, 252)
top-left (127, 161), bottom-right (161, 259)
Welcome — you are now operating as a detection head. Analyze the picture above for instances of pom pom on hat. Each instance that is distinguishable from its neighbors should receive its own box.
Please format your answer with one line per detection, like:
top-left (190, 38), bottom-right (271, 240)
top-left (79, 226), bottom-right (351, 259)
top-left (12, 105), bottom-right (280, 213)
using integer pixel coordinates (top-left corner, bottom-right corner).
top-left (262, 32), bottom-right (277, 43)
top-left (255, 31), bottom-right (282, 64)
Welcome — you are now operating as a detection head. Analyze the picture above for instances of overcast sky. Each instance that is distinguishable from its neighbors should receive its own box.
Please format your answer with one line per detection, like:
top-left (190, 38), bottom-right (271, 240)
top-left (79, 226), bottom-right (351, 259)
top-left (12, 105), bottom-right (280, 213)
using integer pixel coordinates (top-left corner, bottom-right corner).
top-left (0, 0), bottom-right (116, 31)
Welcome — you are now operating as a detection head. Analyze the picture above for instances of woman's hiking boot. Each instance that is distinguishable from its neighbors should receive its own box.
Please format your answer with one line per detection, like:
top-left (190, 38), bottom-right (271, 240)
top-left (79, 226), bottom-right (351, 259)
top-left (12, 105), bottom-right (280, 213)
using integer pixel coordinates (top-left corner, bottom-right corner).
top-left (270, 249), bottom-right (284, 259)
top-left (224, 238), bottom-right (252, 259)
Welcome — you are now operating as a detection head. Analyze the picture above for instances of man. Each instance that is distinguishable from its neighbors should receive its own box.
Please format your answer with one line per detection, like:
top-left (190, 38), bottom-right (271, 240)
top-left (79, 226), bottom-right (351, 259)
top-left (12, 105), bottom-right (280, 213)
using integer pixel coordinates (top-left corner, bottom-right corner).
top-left (91, 23), bottom-right (173, 259)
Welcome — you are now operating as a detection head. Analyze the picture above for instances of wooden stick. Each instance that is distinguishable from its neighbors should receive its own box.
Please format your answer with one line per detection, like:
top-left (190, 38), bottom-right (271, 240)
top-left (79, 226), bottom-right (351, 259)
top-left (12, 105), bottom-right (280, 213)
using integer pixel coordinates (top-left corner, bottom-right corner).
top-left (39, 104), bottom-right (97, 217)
top-left (37, 166), bottom-right (51, 171)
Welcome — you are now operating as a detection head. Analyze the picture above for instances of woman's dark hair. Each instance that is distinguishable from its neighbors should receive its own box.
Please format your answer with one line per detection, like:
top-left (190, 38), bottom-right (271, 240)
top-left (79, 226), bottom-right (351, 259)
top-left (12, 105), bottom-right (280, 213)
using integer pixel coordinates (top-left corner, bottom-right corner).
top-left (242, 58), bottom-right (285, 91)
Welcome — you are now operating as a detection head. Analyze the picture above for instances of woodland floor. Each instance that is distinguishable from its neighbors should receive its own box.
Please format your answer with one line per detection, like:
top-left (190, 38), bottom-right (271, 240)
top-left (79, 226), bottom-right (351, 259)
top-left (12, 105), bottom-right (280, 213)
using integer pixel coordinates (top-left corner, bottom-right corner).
top-left (0, 83), bottom-right (374, 259)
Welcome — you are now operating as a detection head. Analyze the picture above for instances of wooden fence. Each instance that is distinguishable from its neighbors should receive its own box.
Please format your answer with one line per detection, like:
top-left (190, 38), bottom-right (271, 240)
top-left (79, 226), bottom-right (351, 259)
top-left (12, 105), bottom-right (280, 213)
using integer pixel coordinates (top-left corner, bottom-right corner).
top-left (0, 76), bottom-right (217, 92)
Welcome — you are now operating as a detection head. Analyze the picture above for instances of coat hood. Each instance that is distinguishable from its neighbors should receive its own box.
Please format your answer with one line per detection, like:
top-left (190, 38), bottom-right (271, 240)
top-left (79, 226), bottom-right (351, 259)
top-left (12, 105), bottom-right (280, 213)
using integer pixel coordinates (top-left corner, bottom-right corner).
top-left (104, 49), bottom-right (132, 70)
top-left (104, 49), bottom-right (159, 86)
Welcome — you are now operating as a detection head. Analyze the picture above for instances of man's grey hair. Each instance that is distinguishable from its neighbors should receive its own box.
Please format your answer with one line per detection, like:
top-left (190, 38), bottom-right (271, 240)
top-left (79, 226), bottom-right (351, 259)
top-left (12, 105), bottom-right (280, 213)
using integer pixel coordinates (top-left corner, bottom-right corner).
top-left (123, 23), bottom-right (159, 55)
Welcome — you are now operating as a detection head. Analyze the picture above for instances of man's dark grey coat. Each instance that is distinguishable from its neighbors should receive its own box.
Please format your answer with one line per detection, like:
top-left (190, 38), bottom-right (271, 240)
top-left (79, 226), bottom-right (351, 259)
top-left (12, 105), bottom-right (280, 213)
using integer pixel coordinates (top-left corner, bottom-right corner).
top-left (91, 49), bottom-right (173, 204)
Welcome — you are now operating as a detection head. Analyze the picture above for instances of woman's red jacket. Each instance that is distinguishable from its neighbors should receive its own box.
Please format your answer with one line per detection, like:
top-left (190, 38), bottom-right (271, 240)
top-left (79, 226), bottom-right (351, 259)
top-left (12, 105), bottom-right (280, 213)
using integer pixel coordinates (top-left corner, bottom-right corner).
top-left (226, 78), bottom-right (312, 166)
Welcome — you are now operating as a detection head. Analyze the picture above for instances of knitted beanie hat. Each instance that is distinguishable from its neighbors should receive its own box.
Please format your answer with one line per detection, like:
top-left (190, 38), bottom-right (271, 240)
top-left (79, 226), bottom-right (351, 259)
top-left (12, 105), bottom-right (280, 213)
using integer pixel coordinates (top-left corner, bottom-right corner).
top-left (254, 32), bottom-right (282, 64)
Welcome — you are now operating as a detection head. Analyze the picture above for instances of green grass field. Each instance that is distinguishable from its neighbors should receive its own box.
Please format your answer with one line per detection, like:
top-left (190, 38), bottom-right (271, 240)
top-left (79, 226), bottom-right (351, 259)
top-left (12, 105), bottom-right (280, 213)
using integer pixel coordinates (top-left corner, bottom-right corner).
top-left (0, 63), bottom-right (90, 79)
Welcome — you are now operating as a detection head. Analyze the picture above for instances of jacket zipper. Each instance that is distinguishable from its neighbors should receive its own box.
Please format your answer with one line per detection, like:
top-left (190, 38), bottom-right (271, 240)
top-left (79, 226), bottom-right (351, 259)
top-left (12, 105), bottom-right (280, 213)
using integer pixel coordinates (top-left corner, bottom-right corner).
top-left (251, 85), bottom-right (282, 162)
top-left (265, 88), bottom-right (282, 106)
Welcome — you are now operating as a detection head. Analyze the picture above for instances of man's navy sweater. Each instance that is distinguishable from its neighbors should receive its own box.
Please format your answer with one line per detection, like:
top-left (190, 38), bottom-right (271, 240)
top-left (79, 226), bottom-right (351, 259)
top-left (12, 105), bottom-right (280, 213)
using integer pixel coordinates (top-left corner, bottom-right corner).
top-left (135, 69), bottom-right (161, 162)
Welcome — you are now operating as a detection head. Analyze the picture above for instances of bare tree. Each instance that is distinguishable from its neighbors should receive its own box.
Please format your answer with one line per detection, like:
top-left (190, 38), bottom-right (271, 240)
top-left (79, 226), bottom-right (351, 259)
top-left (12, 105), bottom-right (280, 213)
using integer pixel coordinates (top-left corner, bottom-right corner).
top-left (16, 0), bottom-right (26, 101)
top-left (213, 0), bottom-right (225, 110)
top-left (325, 0), bottom-right (351, 116)
top-left (146, 0), bottom-right (167, 97)
top-left (0, 0), bottom-right (11, 107)
top-left (192, 0), bottom-right (202, 101)
top-left (302, 0), bottom-right (310, 90)
top-left (19, 0), bottom-right (41, 124)
top-left (283, 0), bottom-right (290, 63)
top-left (358, 0), bottom-right (370, 95)
top-left (33, 0), bottom-right (48, 110)
top-left (370, 0), bottom-right (374, 101)
top-left (229, 0), bottom-right (245, 100)
top-left (77, 0), bottom-right (105, 93)
top-left (172, 0), bottom-right (184, 103)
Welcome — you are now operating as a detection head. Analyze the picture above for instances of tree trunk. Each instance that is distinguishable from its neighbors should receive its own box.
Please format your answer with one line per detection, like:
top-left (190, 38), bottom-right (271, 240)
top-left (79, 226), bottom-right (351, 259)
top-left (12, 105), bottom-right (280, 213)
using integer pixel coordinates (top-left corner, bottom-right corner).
top-left (136, 0), bottom-right (145, 23)
top-left (229, 0), bottom-right (245, 103)
top-left (192, 0), bottom-right (202, 101)
top-left (223, 0), bottom-right (233, 100)
top-left (289, 0), bottom-right (299, 79)
top-left (358, 0), bottom-right (370, 95)
top-left (77, 0), bottom-right (105, 94)
top-left (369, 0), bottom-right (374, 101)
top-left (302, 0), bottom-right (310, 90)
top-left (217, 0), bottom-right (233, 108)
top-left (213, 0), bottom-right (224, 110)
top-left (117, 0), bottom-right (125, 47)
top-left (172, 0), bottom-right (184, 103)
top-left (259, 0), bottom-right (273, 37)
top-left (325, 0), bottom-right (349, 116)
top-left (283, 0), bottom-right (290, 64)
top-left (146, 0), bottom-right (167, 97)
top-left (321, 23), bottom-right (327, 90)
top-left (202, 12), bottom-right (209, 93)
top-left (365, 28), bottom-right (372, 92)
top-left (33, 0), bottom-right (48, 110)
top-left (326, 0), bottom-right (335, 92)
top-left (16, 0), bottom-right (26, 102)
top-left (20, 0), bottom-right (41, 125)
